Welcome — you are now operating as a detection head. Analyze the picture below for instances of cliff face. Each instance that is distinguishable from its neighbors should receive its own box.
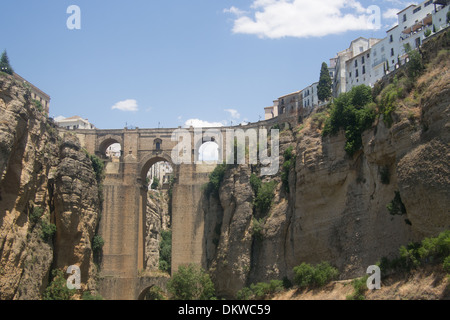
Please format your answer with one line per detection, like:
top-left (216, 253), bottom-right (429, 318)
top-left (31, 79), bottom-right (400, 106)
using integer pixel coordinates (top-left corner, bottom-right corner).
top-left (0, 74), bottom-right (101, 299)
top-left (145, 189), bottom-right (170, 271)
top-left (204, 38), bottom-right (450, 298)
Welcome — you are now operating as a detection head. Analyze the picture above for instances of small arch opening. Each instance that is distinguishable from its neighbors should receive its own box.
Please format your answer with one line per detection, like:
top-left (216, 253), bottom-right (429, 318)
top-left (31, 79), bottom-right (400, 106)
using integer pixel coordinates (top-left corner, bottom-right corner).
top-left (198, 141), bottom-right (220, 164)
top-left (99, 138), bottom-right (122, 160)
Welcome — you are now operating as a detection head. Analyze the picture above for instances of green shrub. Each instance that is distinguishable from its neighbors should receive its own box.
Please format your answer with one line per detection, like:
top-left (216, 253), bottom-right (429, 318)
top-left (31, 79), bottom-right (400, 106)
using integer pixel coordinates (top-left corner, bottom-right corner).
top-left (377, 230), bottom-right (450, 273)
top-left (205, 164), bottom-right (227, 197)
top-left (43, 269), bottom-right (76, 300)
top-left (237, 280), bottom-right (284, 300)
top-left (424, 29), bottom-right (432, 38)
top-left (281, 146), bottom-right (295, 193)
top-left (151, 177), bottom-right (160, 190)
top-left (253, 181), bottom-right (277, 215)
top-left (41, 221), bottom-right (56, 242)
top-left (145, 286), bottom-right (166, 300)
top-left (250, 173), bottom-right (262, 195)
top-left (32, 99), bottom-right (43, 113)
top-left (443, 256), bottom-right (450, 273)
top-left (251, 218), bottom-right (264, 240)
top-left (167, 264), bottom-right (215, 300)
top-left (82, 291), bottom-right (103, 300)
top-left (159, 230), bottom-right (172, 273)
top-left (92, 235), bottom-right (105, 253)
top-left (407, 50), bottom-right (424, 80)
top-left (30, 206), bottom-right (44, 224)
top-left (387, 191), bottom-right (407, 216)
top-left (323, 85), bottom-right (375, 156)
top-left (346, 276), bottom-right (368, 300)
top-left (87, 153), bottom-right (105, 184)
top-left (293, 262), bottom-right (339, 288)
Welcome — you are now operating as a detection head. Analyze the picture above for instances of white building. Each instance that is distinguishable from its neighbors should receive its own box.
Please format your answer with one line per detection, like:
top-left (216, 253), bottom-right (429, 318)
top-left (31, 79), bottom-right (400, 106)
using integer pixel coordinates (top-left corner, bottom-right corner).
top-left (55, 116), bottom-right (95, 130)
top-left (337, 0), bottom-right (449, 94)
top-left (332, 37), bottom-right (382, 96)
top-left (302, 82), bottom-right (318, 112)
top-left (264, 100), bottom-right (279, 120)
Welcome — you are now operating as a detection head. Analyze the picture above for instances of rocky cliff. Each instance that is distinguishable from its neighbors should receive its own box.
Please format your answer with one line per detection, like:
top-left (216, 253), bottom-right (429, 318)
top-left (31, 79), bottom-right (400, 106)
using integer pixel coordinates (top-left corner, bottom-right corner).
top-left (204, 33), bottom-right (450, 298)
top-left (0, 74), bottom-right (102, 299)
top-left (145, 189), bottom-right (170, 271)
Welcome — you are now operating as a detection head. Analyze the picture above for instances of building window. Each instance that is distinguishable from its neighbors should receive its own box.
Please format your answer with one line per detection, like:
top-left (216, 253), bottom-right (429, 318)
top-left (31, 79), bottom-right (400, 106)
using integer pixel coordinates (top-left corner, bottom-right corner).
top-left (403, 14), bottom-right (407, 22)
top-left (355, 60), bottom-right (358, 67)
top-left (362, 66), bottom-right (366, 74)
top-left (362, 56), bottom-right (365, 64)
top-left (413, 7), bottom-right (421, 14)
top-left (356, 70), bottom-right (359, 77)
top-left (349, 72), bottom-right (352, 78)
top-left (424, 0), bottom-right (432, 7)
top-left (390, 35), bottom-right (393, 43)
top-left (391, 48), bottom-right (395, 57)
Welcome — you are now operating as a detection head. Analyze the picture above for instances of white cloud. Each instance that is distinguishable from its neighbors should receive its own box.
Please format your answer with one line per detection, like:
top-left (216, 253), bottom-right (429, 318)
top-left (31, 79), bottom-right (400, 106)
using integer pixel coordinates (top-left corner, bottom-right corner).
top-left (225, 108), bottom-right (241, 119)
top-left (383, 7), bottom-right (400, 20)
top-left (184, 119), bottom-right (226, 128)
top-left (111, 99), bottom-right (139, 112)
top-left (223, 6), bottom-right (247, 16)
top-left (227, 0), bottom-right (384, 39)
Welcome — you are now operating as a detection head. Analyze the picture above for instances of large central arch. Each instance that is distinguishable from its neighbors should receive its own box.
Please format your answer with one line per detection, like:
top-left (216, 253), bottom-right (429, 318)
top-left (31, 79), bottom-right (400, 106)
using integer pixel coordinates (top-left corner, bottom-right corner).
top-left (137, 152), bottom-right (175, 272)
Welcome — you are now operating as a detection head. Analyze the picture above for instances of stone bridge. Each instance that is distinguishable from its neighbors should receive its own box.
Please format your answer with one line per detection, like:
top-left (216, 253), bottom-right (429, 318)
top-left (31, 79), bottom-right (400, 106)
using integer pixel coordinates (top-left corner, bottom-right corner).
top-left (73, 119), bottom-right (279, 299)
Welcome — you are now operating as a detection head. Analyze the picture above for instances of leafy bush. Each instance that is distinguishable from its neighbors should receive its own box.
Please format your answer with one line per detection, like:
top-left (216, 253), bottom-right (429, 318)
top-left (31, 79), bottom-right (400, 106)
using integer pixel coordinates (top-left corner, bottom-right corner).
top-left (281, 146), bottom-right (295, 193)
top-left (377, 230), bottom-right (450, 273)
top-left (43, 269), bottom-right (76, 300)
top-left (251, 218), bottom-right (264, 240)
top-left (387, 191), bottom-right (407, 216)
top-left (82, 291), bottom-right (103, 300)
top-left (250, 173), bottom-right (262, 195)
top-left (30, 206), bottom-right (44, 224)
top-left (253, 181), bottom-right (277, 215)
top-left (407, 50), bottom-right (424, 80)
top-left (323, 85), bottom-right (376, 156)
top-left (205, 164), bottom-right (226, 197)
top-left (443, 256), bottom-right (450, 273)
top-left (92, 235), bottom-right (105, 253)
top-left (151, 177), bottom-right (160, 190)
top-left (167, 264), bottom-right (215, 300)
top-left (87, 153), bottom-right (105, 184)
top-left (159, 230), bottom-right (172, 273)
top-left (346, 276), bottom-right (368, 300)
top-left (32, 99), bottom-right (44, 113)
top-left (293, 262), bottom-right (339, 288)
top-left (144, 286), bottom-right (166, 300)
top-left (237, 280), bottom-right (284, 300)
top-left (41, 221), bottom-right (56, 242)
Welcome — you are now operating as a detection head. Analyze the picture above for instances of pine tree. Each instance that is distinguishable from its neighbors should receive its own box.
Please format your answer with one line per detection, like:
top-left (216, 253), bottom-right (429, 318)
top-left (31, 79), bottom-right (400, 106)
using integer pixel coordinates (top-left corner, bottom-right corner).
top-left (0, 50), bottom-right (14, 75)
top-left (317, 62), bottom-right (332, 102)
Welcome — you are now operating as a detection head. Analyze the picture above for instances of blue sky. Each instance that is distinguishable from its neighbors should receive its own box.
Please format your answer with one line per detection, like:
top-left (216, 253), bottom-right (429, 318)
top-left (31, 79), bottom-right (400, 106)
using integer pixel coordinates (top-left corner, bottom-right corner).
top-left (0, 0), bottom-right (414, 129)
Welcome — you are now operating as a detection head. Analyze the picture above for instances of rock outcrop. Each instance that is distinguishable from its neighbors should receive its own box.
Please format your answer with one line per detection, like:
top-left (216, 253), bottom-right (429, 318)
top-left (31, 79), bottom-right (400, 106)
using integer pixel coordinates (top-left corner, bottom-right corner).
top-left (145, 189), bottom-right (170, 271)
top-left (204, 37), bottom-right (450, 298)
top-left (0, 74), bottom-right (102, 299)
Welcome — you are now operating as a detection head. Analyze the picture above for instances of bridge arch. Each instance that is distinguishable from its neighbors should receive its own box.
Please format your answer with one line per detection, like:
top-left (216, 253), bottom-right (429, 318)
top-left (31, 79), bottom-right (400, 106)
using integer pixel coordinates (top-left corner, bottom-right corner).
top-left (138, 152), bottom-right (175, 183)
top-left (97, 134), bottom-right (123, 158)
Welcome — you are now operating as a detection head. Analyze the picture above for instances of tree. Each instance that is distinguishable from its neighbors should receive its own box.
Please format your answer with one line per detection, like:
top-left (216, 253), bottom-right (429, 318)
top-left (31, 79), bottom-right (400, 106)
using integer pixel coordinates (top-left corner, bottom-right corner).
top-left (167, 264), bottom-right (215, 300)
top-left (151, 177), bottom-right (160, 190)
top-left (317, 62), bottom-right (332, 102)
top-left (0, 50), bottom-right (14, 75)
